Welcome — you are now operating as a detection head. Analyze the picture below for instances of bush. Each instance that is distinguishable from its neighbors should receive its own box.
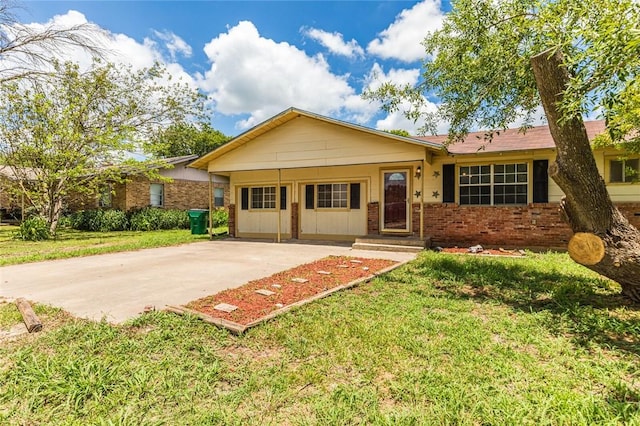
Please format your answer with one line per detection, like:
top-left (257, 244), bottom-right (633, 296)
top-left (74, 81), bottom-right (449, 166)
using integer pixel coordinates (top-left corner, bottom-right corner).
top-left (68, 209), bottom-right (129, 232)
top-left (128, 207), bottom-right (189, 231)
top-left (211, 208), bottom-right (228, 228)
top-left (15, 216), bottom-right (51, 241)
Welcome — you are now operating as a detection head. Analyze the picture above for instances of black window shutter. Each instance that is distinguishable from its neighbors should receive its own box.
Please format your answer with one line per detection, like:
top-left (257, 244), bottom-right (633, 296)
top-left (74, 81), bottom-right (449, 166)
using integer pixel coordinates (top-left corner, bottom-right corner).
top-left (280, 186), bottom-right (287, 210)
top-left (305, 185), bottom-right (315, 209)
top-left (533, 160), bottom-right (549, 203)
top-left (442, 164), bottom-right (455, 203)
top-left (350, 183), bottom-right (361, 209)
top-left (241, 187), bottom-right (249, 210)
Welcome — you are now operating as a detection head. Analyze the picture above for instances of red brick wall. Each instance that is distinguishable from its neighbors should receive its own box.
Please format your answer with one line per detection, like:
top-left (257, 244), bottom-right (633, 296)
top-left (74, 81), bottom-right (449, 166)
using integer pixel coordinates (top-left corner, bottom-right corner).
top-left (291, 202), bottom-right (299, 239)
top-left (367, 202), bottom-right (379, 235)
top-left (412, 203), bottom-right (421, 234)
top-left (228, 204), bottom-right (236, 237)
top-left (423, 202), bottom-right (640, 249)
top-left (617, 203), bottom-right (640, 230)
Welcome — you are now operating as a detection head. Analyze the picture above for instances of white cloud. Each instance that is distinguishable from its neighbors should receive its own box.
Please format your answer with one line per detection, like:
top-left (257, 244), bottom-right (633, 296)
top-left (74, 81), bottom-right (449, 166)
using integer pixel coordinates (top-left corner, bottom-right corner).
top-left (375, 99), bottom-right (448, 136)
top-left (0, 11), bottom-right (195, 86)
top-left (302, 27), bottom-right (364, 58)
top-left (198, 21), bottom-right (375, 130)
top-left (153, 30), bottom-right (193, 60)
top-left (367, 0), bottom-right (445, 63)
top-left (364, 62), bottom-right (421, 92)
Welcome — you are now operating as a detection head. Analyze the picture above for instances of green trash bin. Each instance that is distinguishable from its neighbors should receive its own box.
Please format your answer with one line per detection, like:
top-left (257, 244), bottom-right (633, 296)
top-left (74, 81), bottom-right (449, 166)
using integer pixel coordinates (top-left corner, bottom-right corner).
top-left (188, 209), bottom-right (209, 235)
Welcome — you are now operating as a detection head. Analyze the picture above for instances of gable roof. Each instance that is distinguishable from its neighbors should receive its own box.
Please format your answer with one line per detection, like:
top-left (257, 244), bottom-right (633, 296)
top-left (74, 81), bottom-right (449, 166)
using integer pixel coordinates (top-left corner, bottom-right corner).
top-left (414, 120), bottom-right (606, 154)
top-left (189, 107), bottom-right (443, 170)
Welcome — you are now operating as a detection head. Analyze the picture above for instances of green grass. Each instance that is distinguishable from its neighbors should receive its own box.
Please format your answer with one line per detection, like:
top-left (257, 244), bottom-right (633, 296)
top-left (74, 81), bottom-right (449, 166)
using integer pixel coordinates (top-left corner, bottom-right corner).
top-left (1, 251), bottom-right (638, 424)
top-left (0, 225), bottom-right (228, 266)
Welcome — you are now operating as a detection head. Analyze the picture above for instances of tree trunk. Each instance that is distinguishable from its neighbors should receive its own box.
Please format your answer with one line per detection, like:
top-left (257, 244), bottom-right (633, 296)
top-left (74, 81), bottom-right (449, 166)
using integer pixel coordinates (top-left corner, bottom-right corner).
top-left (531, 49), bottom-right (640, 302)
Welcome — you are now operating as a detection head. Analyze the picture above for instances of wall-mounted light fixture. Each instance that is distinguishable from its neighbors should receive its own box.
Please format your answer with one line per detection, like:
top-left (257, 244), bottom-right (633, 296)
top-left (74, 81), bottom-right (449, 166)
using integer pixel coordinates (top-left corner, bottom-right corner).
top-left (415, 166), bottom-right (422, 179)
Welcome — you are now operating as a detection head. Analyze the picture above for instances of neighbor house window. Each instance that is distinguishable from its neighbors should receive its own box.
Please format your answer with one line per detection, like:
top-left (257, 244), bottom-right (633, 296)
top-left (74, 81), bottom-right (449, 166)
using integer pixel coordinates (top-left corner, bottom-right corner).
top-left (214, 187), bottom-right (224, 207)
top-left (250, 186), bottom-right (276, 209)
top-left (150, 183), bottom-right (164, 207)
top-left (317, 183), bottom-right (348, 208)
top-left (459, 163), bottom-right (528, 205)
top-left (98, 185), bottom-right (112, 208)
top-left (610, 158), bottom-right (640, 183)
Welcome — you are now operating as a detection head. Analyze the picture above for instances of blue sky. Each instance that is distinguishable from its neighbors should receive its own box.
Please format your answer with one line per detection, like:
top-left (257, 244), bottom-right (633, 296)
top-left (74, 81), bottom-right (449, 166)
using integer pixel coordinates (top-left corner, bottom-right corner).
top-left (17, 1), bottom-right (452, 136)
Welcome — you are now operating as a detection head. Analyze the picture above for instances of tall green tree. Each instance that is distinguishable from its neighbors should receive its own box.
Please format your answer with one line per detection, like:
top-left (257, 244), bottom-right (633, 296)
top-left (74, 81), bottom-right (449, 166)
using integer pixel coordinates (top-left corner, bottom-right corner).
top-left (366, 0), bottom-right (640, 301)
top-left (146, 122), bottom-right (231, 158)
top-left (0, 59), bottom-right (206, 235)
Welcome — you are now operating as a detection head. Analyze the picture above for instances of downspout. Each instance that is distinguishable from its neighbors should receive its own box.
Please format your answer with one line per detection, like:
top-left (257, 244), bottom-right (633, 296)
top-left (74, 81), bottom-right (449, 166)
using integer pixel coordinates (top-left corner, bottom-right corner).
top-left (208, 172), bottom-right (213, 240)
top-left (277, 168), bottom-right (282, 243)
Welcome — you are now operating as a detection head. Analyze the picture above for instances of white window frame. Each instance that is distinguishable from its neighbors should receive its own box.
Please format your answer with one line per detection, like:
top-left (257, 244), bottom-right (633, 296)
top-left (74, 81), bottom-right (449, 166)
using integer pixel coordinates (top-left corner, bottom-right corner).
top-left (317, 183), bottom-right (348, 209)
top-left (214, 187), bottom-right (224, 207)
top-left (250, 186), bottom-right (276, 209)
top-left (98, 184), bottom-right (112, 208)
top-left (150, 183), bottom-right (164, 207)
top-left (459, 163), bottom-right (528, 206)
top-left (609, 158), bottom-right (640, 183)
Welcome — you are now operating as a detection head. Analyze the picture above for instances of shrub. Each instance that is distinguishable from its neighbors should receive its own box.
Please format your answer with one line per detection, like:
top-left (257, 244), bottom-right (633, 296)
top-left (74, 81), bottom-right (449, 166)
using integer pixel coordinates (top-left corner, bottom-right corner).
top-left (128, 207), bottom-right (189, 231)
top-left (67, 209), bottom-right (128, 232)
top-left (15, 216), bottom-right (51, 241)
top-left (211, 208), bottom-right (228, 228)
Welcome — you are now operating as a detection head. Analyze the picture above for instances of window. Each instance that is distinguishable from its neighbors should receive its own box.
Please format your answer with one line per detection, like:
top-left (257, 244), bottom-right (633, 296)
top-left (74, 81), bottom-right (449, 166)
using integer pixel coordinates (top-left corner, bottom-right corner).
top-left (250, 186), bottom-right (276, 209)
top-left (317, 183), bottom-right (347, 208)
top-left (610, 159), bottom-right (639, 183)
top-left (150, 183), bottom-right (164, 207)
top-left (98, 185), bottom-right (112, 208)
top-left (214, 187), bottom-right (224, 207)
top-left (459, 163), bottom-right (528, 205)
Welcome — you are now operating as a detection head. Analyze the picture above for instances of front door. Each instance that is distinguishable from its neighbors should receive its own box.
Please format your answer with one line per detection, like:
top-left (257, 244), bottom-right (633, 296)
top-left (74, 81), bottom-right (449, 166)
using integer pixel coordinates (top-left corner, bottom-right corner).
top-left (382, 170), bottom-right (410, 232)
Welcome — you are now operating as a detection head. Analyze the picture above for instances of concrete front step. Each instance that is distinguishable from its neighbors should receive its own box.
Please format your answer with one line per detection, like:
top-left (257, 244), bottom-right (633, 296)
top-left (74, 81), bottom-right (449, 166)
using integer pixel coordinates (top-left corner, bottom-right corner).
top-left (354, 236), bottom-right (430, 248)
top-left (352, 242), bottom-right (424, 253)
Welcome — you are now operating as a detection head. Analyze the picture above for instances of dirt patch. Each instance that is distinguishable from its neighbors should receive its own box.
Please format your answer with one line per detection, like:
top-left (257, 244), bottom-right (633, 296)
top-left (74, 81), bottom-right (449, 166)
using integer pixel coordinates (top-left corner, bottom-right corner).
top-left (186, 256), bottom-right (397, 326)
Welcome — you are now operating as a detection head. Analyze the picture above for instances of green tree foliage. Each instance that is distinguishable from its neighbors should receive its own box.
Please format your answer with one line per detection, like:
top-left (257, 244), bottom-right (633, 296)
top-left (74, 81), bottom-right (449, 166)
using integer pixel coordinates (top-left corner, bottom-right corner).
top-left (384, 129), bottom-right (411, 137)
top-left (146, 122), bottom-right (231, 158)
top-left (0, 59), bottom-right (206, 235)
top-left (366, 0), bottom-right (640, 301)
top-left (365, 0), bottom-right (640, 150)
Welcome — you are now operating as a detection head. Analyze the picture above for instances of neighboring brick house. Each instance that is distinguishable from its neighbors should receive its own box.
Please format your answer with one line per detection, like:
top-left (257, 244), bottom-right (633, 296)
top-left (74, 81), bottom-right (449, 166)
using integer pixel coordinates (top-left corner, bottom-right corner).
top-left (189, 107), bottom-right (640, 249)
top-left (67, 155), bottom-right (230, 212)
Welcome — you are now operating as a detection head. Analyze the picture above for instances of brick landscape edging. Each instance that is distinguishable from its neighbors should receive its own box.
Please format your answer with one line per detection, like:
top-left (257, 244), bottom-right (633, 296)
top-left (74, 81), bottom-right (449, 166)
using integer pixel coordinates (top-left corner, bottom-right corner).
top-left (164, 258), bottom-right (413, 334)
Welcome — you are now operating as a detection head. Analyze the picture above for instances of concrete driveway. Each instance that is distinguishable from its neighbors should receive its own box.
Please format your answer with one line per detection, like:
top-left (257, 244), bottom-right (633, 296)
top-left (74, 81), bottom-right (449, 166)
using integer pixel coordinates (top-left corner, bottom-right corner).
top-left (0, 240), bottom-right (416, 324)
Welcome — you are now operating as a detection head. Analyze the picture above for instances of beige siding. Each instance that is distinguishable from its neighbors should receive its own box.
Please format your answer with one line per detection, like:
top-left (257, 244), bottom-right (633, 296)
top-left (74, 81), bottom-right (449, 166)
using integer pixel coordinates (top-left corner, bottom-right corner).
top-left (423, 148), bottom-right (640, 204)
top-left (299, 182), bottom-right (367, 238)
top-left (209, 116), bottom-right (427, 172)
top-left (236, 185), bottom-right (292, 238)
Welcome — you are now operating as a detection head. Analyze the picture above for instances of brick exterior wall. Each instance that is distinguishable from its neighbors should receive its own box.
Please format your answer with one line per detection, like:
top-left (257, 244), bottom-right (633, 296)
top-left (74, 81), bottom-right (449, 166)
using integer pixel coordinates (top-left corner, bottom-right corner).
top-left (423, 202), bottom-right (640, 249)
top-left (68, 176), bottom-right (231, 212)
top-left (617, 203), bottom-right (640, 229)
top-left (412, 202), bottom-right (421, 235)
top-left (228, 204), bottom-right (236, 237)
top-left (291, 202), bottom-right (299, 239)
top-left (367, 202), bottom-right (380, 235)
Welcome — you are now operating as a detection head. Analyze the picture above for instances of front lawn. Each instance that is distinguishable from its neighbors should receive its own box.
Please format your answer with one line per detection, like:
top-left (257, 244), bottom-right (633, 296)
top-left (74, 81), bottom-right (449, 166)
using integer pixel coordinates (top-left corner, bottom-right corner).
top-left (0, 225), bottom-right (227, 266)
top-left (1, 251), bottom-right (638, 424)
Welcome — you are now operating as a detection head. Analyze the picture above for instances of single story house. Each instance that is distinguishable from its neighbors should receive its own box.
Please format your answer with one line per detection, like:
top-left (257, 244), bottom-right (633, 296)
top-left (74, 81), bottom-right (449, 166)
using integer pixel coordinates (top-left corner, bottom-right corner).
top-left (189, 107), bottom-right (640, 249)
top-left (67, 154), bottom-right (230, 212)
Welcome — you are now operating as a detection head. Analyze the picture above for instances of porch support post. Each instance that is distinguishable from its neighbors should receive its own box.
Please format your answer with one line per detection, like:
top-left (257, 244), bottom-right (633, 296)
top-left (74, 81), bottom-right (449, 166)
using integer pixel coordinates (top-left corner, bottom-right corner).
top-left (277, 168), bottom-right (282, 243)
top-left (208, 172), bottom-right (213, 240)
top-left (420, 158), bottom-right (425, 240)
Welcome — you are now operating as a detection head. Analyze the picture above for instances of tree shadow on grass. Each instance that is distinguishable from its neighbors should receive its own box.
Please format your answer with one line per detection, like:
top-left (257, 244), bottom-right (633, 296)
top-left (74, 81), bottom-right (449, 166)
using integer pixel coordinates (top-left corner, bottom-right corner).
top-left (397, 252), bottom-right (640, 357)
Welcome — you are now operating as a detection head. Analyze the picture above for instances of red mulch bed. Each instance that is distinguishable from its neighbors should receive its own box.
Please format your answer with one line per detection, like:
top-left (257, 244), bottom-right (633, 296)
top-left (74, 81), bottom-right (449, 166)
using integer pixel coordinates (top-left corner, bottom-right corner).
top-left (185, 256), bottom-right (397, 326)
